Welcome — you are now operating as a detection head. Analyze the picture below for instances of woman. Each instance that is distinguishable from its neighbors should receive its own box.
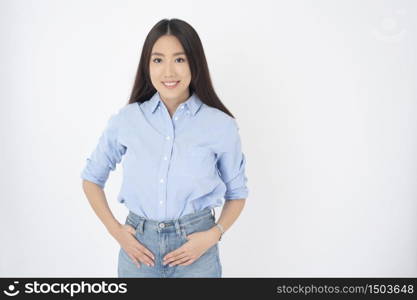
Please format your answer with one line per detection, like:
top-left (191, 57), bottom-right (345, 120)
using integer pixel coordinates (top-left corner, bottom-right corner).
top-left (81, 18), bottom-right (249, 278)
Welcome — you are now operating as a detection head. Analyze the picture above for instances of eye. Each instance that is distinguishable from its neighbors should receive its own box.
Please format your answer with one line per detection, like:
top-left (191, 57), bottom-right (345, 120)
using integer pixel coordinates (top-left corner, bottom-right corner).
top-left (153, 58), bottom-right (162, 63)
top-left (176, 57), bottom-right (186, 63)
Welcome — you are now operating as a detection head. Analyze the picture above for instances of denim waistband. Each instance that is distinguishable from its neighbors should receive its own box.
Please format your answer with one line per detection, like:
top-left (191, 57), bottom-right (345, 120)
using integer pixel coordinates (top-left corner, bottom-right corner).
top-left (126, 207), bottom-right (215, 236)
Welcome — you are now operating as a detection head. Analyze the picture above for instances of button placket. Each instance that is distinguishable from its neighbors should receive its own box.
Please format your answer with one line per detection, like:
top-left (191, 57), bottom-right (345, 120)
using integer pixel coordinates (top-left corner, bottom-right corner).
top-left (156, 109), bottom-right (175, 220)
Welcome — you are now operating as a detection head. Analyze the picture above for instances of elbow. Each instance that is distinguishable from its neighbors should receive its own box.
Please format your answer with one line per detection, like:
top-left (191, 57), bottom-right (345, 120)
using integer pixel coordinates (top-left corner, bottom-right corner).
top-left (82, 179), bottom-right (103, 192)
top-left (82, 179), bottom-right (91, 193)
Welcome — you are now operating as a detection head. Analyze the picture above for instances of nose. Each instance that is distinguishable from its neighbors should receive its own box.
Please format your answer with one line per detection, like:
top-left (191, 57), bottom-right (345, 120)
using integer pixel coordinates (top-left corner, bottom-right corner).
top-left (163, 61), bottom-right (176, 78)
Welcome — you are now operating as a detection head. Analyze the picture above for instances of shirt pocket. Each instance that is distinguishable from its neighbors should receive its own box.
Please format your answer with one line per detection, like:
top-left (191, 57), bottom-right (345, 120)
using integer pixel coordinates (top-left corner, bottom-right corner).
top-left (185, 145), bottom-right (214, 176)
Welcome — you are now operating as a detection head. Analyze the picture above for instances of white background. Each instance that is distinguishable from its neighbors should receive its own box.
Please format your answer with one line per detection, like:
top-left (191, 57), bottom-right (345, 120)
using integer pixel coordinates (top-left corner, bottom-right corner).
top-left (1, 0), bottom-right (416, 277)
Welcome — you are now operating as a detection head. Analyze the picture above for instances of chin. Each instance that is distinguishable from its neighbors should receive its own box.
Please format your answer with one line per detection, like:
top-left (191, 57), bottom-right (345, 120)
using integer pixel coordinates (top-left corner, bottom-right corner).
top-left (160, 86), bottom-right (186, 95)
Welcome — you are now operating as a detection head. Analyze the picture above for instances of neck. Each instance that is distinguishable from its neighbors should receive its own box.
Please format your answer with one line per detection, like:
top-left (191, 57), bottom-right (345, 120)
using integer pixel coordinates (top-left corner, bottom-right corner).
top-left (160, 89), bottom-right (191, 116)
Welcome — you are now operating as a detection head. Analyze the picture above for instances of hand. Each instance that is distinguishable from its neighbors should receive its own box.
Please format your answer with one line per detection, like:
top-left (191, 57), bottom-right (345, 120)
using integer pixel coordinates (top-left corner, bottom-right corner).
top-left (111, 223), bottom-right (155, 268)
top-left (162, 229), bottom-right (220, 267)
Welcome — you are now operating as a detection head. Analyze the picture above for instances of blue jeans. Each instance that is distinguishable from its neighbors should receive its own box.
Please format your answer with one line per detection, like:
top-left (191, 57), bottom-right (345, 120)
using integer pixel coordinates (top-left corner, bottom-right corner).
top-left (117, 207), bottom-right (222, 278)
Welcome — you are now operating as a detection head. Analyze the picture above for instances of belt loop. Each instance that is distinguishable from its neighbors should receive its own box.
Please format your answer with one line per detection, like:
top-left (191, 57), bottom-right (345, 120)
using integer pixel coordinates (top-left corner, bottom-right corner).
top-left (174, 220), bottom-right (182, 238)
top-left (176, 219), bottom-right (188, 240)
top-left (138, 219), bottom-right (145, 235)
top-left (211, 207), bottom-right (215, 219)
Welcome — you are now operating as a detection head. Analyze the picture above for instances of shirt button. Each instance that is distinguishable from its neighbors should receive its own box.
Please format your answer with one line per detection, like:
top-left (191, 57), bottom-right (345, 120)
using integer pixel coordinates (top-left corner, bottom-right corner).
top-left (159, 223), bottom-right (165, 228)
top-left (159, 201), bottom-right (163, 204)
top-left (160, 178), bottom-right (164, 183)
top-left (164, 156), bottom-right (168, 160)
top-left (166, 136), bottom-right (170, 140)
top-left (174, 117), bottom-right (178, 120)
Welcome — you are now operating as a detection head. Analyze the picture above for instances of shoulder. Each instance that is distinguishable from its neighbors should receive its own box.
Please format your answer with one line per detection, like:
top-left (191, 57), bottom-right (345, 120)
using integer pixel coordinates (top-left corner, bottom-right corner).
top-left (102, 102), bottom-right (139, 131)
top-left (202, 106), bottom-right (242, 151)
top-left (111, 102), bottom-right (140, 121)
top-left (201, 104), bottom-right (238, 132)
top-left (117, 102), bottom-right (139, 116)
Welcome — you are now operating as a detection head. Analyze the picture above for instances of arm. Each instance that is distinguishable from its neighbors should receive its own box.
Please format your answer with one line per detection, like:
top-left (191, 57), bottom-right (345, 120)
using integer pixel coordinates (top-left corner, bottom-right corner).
top-left (207, 199), bottom-right (246, 241)
top-left (208, 118), bottom-right (249, 242)
top-left (80, 111), bottom-right (156, 267)
top-left (82, 179), bottom-right (155, 266)
top-left (82, 180), bottom-right (121, 236)
top-left (80, 111), bottom-right (126, 233)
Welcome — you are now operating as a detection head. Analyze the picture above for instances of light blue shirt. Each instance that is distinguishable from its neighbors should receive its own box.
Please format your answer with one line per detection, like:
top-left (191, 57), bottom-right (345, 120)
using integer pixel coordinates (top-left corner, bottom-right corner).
top-left (80, 91), bottom-right (249, 221)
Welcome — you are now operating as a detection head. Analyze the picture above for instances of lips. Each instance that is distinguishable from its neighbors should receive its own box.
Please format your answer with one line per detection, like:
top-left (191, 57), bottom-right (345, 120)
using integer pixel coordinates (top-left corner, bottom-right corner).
top-left (162, 81), bottom-right (180, 88)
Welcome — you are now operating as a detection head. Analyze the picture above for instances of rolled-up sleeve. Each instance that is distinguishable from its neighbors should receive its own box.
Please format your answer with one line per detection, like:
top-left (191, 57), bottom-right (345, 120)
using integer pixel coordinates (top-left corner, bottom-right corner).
top-left (80, 112), bottom-right (127, 189)
top-left (216, 118), bottom-right (249, 200)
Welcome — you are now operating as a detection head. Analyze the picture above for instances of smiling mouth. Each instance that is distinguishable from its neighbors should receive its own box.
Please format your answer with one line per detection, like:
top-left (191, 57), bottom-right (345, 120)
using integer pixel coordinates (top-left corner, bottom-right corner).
top-left (162, 80), bottom-right (180, 88)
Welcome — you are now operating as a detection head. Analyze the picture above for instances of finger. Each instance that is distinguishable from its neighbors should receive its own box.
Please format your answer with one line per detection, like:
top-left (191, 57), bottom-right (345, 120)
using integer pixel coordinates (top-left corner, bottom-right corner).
top-left (165, 252), bottom-right (188, 265)
top-left (163, 248), bottom-right (186, 262)
top-left (131, 249), bottom-right (145, 266)
top-left (135, 245), bottom-right (155, 262)
top-left (170, 255), bottom-right (192, 266)
top-left (125, 225), bottom-right (136, 235)
top-left (138, 253), bottom-right (155, 267)
top-left (178, 258), bottom-right (195, 266)
top-left (132, 248), bottom-right (154, 267)
top-left (127, 252), bottom-right (141, 268)
top-left (138, 245), bottom-right (156, 261)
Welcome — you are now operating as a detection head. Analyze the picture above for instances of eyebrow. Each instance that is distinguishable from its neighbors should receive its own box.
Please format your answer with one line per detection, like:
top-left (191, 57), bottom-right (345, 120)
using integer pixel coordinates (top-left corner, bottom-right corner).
top-left (151, 52), bottom-right (186, 57)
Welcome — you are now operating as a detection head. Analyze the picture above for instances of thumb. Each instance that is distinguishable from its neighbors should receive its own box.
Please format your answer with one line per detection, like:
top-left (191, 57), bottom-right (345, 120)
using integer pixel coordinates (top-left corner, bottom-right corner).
top-left (126, 225), bottom-right (136, 235)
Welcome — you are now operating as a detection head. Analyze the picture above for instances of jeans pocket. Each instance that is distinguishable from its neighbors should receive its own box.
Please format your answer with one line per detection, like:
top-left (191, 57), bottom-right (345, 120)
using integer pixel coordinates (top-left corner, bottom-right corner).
top-left (182, 215), bottom-right (215, 241)
top-left (125, 215), bottom-right (140, 234)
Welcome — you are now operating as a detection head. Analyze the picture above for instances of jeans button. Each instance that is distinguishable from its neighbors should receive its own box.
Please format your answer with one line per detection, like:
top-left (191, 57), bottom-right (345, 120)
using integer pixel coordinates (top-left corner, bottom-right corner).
top-left (159, 223), bottom-right (165, 228)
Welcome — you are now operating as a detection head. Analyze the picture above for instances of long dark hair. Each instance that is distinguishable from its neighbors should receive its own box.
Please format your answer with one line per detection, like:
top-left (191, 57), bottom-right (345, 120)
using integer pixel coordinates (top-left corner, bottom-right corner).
top-left (127, 18), bottom-right (235, 118)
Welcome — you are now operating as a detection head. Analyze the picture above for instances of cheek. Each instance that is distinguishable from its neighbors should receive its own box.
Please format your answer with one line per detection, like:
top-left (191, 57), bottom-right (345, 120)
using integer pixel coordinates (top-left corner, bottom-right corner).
top-left (149, 66), bottom-right (162, 79)
top-left (177, 67), bottom-right (191, 82)
top-left (149, 70), bottom-right (164, 88)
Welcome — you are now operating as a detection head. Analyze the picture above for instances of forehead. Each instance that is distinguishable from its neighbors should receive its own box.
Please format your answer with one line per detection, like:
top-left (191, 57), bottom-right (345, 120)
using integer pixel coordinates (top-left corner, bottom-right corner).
top-left (151, 35), bottom-right (185, 54)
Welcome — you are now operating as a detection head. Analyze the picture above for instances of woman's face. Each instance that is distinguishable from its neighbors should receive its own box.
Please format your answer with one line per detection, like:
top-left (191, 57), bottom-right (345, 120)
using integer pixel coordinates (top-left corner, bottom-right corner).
top-left (149, 35), bottom-right (192, 102)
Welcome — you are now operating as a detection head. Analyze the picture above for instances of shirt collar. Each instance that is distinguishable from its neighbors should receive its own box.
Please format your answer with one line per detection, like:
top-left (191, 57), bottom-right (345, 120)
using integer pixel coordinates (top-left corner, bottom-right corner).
top-left (148, 91), bottom-right (203, 116)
